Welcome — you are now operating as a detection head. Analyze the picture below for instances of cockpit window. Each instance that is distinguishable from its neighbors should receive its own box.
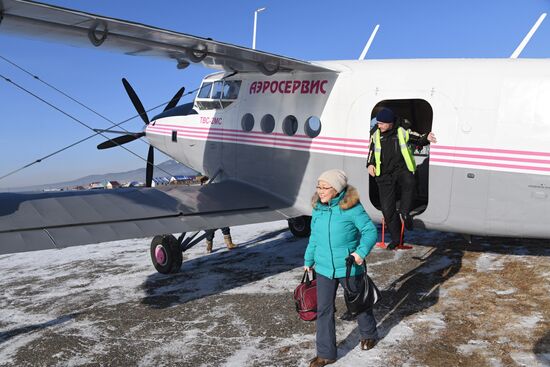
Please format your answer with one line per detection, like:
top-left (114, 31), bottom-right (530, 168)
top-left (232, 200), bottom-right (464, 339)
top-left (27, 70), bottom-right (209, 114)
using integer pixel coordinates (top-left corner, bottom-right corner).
top-left (211, 81), bottom-right (224, 99)
top-left (223, 81), bottom-right (241, 99)
top-left (198, 82), bottom-right (212, 99)
top-left (195, 80), bottom-right (242, 110)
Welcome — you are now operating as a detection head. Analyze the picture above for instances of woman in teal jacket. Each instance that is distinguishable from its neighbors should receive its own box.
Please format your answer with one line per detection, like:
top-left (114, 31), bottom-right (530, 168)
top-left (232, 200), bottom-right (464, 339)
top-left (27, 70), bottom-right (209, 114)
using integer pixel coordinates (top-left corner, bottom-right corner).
top-left (304, 169), bottom-right (378, 367)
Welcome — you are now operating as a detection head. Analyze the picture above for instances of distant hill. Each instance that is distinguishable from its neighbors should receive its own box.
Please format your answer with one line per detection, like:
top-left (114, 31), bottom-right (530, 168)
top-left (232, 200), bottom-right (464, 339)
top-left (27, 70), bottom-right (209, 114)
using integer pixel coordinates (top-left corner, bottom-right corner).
top-left (7, 160), bottom-right (198, 192)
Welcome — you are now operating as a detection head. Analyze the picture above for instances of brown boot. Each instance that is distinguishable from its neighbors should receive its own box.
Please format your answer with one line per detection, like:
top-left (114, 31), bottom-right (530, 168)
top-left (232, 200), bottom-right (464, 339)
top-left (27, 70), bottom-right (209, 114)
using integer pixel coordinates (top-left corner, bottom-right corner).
top-left (360, 338), bottom-right (377, 350)
top-left (206, 239), bottom-right (213, 253)
top-left (224, 234), bottom-right (236, 250)
top-left (309, 356), bottom-right (336, 367)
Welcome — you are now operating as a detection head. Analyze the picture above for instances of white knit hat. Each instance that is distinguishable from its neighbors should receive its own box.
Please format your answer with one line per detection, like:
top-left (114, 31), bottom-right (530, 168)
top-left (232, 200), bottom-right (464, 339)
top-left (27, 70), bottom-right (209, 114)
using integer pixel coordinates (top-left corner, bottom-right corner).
top-left (318, 169), bottom-right (348, 193)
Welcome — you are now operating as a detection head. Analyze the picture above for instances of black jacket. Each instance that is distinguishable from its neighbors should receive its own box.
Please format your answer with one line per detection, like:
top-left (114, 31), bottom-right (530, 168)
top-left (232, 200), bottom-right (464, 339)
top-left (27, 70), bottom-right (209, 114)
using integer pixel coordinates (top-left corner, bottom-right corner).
top-left (366, 125), bottom-right (430, 176)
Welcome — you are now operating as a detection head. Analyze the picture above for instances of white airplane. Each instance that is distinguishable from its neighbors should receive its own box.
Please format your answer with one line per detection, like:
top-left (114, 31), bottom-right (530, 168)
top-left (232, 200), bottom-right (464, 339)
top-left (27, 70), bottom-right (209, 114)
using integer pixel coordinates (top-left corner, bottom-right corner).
top-left (1, 1), bottom-right (549, 274)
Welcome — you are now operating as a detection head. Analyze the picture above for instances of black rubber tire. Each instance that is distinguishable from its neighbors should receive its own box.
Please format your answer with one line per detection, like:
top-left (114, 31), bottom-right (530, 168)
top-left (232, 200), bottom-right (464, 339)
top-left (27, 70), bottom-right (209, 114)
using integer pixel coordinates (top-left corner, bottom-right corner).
top-left (150, 234), bottom-right (183, 274)
top-left (288, 216), bottom-right (312, 238)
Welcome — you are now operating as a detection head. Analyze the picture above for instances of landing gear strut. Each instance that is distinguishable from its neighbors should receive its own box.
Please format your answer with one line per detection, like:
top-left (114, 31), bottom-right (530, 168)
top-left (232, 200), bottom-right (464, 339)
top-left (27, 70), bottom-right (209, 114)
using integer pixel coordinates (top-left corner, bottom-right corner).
top-left (149, 231), bottom-right (209, 274)
top-left (288, 215), bottom-right (312, 238)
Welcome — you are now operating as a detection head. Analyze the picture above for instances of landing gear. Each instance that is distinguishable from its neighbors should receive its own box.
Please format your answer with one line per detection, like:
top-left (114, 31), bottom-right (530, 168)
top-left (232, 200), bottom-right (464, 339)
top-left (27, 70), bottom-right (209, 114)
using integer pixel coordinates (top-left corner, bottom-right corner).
top-left (149, 231), bottom-right (209, 274)
top-left (150, 235), bottom-right (182, 274)
top-left (288, 215), bottom-right (312, 238)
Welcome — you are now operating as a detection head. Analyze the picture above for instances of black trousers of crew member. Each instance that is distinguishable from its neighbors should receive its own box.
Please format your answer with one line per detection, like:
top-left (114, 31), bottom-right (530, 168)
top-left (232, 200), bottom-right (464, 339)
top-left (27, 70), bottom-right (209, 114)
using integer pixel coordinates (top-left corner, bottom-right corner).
top-left (316, 273), bottom-right (378, 360)
top-left (205, 227), bottom-right (230, 241)
top-left (375, 169), bottom-right (415, 244)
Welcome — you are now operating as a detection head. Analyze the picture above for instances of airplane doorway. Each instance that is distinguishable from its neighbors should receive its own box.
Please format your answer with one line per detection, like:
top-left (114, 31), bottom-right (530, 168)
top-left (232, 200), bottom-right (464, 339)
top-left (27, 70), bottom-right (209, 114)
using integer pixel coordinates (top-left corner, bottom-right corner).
top-left (368, 99), bottom-right (433, 217)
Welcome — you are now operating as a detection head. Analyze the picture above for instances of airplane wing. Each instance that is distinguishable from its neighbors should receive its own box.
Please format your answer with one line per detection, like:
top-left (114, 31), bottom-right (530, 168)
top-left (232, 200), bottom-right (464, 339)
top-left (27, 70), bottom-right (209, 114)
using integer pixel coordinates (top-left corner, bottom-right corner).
top-left (0, 181), bottom-right (301, 255)
top-left (0, 0), bottom-right (335, 75)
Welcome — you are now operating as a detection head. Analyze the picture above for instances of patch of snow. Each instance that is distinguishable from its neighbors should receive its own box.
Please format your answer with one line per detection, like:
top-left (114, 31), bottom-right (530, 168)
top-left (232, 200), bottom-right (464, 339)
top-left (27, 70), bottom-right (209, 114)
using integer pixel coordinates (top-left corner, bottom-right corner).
top-left (487, 357), bottom-right (504, 367)
top-left (412, 312), bottom-right (447, 332)
top-left (138, 336), bottom-right (196, 367)
top-left (457, 339), bottom-right (490, 356)
top-left (378, 322), bottom-right (415, 344)
top-left (494, 288), bottom-right (517, 295)
top-left (510, 352), bottom-right (544, 367)
top-left (476, 253), bottom-right (505, 273)
top-left (221, 342), bottom-right (261, 367)
top-left (64, 355), bottom-right (95, 367)
top-left (517, 314), bottom-right (542, 330)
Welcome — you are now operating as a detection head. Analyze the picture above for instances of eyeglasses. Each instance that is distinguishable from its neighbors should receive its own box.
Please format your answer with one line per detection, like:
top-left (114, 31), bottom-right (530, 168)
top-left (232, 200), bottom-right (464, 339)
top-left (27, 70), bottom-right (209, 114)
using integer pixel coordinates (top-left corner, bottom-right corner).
top-left (316, 186), bottom-right (333, 191)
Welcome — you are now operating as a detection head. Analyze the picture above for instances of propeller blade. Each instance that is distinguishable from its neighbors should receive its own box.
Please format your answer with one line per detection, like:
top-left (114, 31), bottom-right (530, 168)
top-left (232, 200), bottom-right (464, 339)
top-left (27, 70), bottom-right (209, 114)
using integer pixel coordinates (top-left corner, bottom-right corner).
top-left (146, 145), bottom-right (154, 187)
top-left (163, 86), bottom-right (185, 112)
top-left (94, 128), bottom-right (139, 135)
top-left (122, 78), bottom-right (149, 125)
top-left (97, 132), bottom-right (145, 150)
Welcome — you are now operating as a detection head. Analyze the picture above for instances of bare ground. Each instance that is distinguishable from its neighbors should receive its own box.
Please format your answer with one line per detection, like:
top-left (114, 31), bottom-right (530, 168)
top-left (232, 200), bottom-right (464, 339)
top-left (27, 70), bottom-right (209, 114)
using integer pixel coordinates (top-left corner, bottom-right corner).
top-left (0, 222), bottom-right (548, 366)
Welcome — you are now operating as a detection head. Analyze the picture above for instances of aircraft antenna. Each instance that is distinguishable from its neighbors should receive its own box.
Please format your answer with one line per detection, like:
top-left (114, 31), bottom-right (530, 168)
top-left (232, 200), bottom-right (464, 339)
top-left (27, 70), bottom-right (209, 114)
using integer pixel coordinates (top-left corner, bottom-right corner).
top-left (510, 13), bottom-right (547, 59)
top-left (359, 24), bottom-right (380, 60)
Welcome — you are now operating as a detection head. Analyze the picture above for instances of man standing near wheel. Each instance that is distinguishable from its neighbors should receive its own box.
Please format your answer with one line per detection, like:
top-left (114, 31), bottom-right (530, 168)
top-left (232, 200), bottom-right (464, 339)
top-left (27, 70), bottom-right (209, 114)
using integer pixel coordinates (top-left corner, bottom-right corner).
top-left (205, 227), bottom-right (237, 253)
top-left (366, 107), bottom-right (437, 249)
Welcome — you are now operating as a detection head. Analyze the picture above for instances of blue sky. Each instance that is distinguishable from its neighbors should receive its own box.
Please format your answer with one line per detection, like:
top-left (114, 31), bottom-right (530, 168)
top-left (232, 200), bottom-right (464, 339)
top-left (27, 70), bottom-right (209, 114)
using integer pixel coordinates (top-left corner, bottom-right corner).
top-left (0, 0), bottom-right (549, 189)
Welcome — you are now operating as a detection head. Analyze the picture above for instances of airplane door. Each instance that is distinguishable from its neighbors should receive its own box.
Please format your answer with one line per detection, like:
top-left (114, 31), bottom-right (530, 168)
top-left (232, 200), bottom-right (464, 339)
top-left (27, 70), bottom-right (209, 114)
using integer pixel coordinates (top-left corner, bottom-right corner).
top-left (345, 91), bottom-right (459, 225)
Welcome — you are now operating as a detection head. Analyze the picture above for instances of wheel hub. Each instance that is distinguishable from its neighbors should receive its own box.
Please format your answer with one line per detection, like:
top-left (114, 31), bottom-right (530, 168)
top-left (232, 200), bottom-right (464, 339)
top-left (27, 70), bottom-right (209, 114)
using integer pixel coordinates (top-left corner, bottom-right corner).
top-left (154, 245), bottom-right (167, 266)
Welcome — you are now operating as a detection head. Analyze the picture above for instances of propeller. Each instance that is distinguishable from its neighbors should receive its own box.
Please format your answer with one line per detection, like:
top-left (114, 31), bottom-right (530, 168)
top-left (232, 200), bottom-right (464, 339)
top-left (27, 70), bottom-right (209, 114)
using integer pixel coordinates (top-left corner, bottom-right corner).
top-left (97, 132), bottom-right (145, 150)
top-left (122, 78), bottom-right (149, 125)
top-left (96, 78), bottom-right (185, 187)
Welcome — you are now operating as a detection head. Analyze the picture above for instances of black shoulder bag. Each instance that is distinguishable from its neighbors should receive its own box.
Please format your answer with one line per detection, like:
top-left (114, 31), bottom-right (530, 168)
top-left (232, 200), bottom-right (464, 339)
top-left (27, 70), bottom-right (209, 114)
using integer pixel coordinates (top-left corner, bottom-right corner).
top-left (343, 256), bottom-right (381, 316)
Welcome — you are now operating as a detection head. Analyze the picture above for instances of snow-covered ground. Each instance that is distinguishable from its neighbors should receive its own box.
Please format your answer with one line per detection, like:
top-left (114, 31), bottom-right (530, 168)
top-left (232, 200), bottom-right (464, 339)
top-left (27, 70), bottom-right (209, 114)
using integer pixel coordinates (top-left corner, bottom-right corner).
top-left (0, 221), bottom-right (549, 366)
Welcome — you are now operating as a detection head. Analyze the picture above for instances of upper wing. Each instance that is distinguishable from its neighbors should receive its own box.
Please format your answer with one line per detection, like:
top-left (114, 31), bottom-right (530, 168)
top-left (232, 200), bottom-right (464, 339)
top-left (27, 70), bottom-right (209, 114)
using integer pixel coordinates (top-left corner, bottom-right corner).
top-left (0, 0), bottom-right (335, 75)
top-left (0, 181), bottom-right (301, 254)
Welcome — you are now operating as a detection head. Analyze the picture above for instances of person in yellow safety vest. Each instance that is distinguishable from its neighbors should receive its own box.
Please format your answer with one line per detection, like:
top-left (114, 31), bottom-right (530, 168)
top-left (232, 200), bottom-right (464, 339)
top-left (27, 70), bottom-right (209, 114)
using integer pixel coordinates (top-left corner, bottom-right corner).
top-left (367, 107), bottom-right (437, 250)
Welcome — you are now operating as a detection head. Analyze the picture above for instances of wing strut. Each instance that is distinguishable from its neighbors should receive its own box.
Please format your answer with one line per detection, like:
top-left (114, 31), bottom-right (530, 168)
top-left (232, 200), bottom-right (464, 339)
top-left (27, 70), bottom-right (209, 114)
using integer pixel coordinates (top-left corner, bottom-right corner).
top-left (510, 13), bottom-right (547, 59)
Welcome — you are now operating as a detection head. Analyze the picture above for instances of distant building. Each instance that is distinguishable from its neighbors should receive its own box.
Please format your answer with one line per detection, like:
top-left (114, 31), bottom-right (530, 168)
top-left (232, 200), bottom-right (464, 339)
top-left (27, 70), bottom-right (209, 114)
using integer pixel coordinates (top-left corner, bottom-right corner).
top-left (89, 182), bottom-right (105, 190)
top-left (169, 175), bottom-right (195, 185)
top-left (128, 181), bottom-right (145, 187)
top-left (106, 181), bottom-right (121, 189)
top-left (152, 177), bottom-right (170, 187)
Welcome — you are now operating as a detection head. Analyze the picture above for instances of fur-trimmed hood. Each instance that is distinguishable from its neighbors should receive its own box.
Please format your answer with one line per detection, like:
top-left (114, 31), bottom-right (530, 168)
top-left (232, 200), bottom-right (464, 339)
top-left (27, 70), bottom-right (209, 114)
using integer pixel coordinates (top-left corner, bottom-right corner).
top-left (311, 185), bottom-right (360, 210)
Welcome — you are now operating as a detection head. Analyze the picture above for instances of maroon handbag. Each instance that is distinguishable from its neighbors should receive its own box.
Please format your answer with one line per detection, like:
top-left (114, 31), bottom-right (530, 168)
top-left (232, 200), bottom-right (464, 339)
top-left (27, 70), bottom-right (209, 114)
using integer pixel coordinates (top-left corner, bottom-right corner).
top-left (293, 269), bottom-right (317, 321)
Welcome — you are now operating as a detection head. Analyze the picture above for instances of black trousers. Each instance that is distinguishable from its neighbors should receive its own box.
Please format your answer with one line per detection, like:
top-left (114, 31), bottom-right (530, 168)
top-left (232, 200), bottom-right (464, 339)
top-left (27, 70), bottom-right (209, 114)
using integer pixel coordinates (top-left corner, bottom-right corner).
top-left (316, 273), bottom-right (378, 360)
top-left (375, 170), bottom-right (415, 244)
top-left (205, 227), bottom-right (230, 241)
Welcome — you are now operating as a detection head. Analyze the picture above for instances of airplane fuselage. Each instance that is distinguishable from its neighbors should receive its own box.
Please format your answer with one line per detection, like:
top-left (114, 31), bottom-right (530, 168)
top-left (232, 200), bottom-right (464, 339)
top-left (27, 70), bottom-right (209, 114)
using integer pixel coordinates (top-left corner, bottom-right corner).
top-left (147, 59), bottom-right (550, 238)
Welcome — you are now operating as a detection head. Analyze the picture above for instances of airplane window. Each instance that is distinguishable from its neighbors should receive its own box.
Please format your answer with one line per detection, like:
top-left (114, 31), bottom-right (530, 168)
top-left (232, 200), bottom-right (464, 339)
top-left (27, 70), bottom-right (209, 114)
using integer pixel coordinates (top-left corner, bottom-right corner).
top-left (223, 81), bottom-right (241, 99)
top-left (211, 81), bottom-right (223, 99)
top-left (241, 113), bottom-right (254, 131)
top-left (198, 82), bottom-right (212, 99)
top-left (282, 115), bottom-right (298, 136)
top-left (260, 114), bottom-right (275, 133)
top-left (305, 116), bottom-right (322, 138)
top-left (196, 101), bottom-right (221, 110)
